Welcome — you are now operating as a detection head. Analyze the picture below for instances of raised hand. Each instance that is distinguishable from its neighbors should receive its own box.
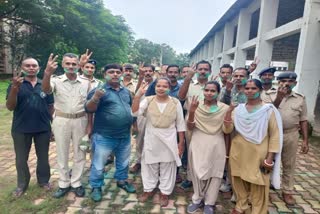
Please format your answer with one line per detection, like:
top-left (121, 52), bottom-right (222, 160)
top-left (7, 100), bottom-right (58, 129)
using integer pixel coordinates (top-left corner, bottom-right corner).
top-left (249, 57), bottom-right (260, 73)
top-left (186, 63), bottom-right (197, 79)
top-left (44, 53), bottom-right (58, 75)
top-left (93, 87), bottom-right (106, 100)
top-left (276, 86), bottom-right (289, 100)
top-left (138, 62), bottom-right (145, 79)
top-left (12, 70), bottom-right (24, 89)
top-left (189, 95), bottom-right (199, 113)
top-left (137, 81), bottom-right (149, 97)
top-left (225, 79), bottom-right (234, 92)
top-left (229, 101), bottom-right (238, 112)
top-left (80, 49), bottom-right (93, 67)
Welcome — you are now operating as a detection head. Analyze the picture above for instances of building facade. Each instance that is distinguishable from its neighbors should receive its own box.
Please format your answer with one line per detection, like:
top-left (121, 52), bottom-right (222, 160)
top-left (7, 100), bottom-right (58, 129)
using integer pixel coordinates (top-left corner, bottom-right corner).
top-left (189, 0), bottom-right (320, 134)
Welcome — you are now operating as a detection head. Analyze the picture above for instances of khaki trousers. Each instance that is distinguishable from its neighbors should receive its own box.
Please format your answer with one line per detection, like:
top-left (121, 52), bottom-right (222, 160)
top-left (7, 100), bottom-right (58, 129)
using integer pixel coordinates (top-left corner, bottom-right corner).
top-left (232, 176), bottom-right (269, 214)
top-left (52, 116), bottom-right (87, 188)
top-left (191, 174), bottom-right (221, 205)
top-left (281, 130), bottom-right (299, 193)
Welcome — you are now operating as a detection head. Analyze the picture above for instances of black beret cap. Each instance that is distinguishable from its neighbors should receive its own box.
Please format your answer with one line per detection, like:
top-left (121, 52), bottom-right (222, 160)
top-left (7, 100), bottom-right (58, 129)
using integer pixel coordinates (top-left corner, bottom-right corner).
top-left (88, 59), bottom-right (97, 66)
top-left (277, 72), bottom-right (297, 80)
top-left (258, 67), bottom-right (276, 76)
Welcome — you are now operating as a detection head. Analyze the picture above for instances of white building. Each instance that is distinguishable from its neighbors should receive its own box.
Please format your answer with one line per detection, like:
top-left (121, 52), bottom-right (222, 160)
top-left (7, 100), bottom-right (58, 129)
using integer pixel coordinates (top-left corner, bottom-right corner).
top-left (189, 0), bottom-right (320, 135)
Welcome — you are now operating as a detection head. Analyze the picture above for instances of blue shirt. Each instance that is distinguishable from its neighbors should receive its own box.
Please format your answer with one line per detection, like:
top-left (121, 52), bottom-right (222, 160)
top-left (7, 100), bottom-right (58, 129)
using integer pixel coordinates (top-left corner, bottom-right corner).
top-left (6, 79), bottom-right (54, 133)
top-left (145, 80), bottom-right (181, 99)
top-left (85, 84), bottom-right (133, 138)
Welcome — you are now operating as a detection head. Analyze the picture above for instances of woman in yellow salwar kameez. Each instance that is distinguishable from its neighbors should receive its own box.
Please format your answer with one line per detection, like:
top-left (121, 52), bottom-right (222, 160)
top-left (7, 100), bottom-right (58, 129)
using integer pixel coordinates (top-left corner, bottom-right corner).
top-left (224, 79), bottom-right (283, 214)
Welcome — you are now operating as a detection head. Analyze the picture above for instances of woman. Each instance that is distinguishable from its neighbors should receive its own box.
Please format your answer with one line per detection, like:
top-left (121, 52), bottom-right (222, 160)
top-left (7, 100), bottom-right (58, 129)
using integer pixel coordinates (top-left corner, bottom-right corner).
top-left (186, 81), bottom-right (229, 214)
top-left (132, 77), bottom-right (185, 207)
top-left (224, 79), bottom-right (282, 214)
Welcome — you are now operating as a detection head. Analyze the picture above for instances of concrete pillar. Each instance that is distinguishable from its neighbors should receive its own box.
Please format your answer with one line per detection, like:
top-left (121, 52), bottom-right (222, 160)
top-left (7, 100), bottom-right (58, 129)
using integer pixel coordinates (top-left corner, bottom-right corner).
top-left (222, 22), bottom-right (234, 64)
top-left (204, 42), bottom-right (209, 60)
top-left (234, 9), bottom-right (251, 68)
top-left (212, 31), bottom-right (224, 73)
top-left (295, 0), bottom-right (320, 130)
top-left (208, 37), bottom-right (214, 60)
top-left (199, 46), bottom-right (204, 60)
top-left (254, 0), bottom-right (279, 76)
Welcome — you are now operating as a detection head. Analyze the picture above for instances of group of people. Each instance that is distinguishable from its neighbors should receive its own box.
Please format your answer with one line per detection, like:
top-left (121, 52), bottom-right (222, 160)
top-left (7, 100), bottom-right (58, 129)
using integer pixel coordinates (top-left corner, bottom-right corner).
top-left (6, 50), bottom-right (309, 214)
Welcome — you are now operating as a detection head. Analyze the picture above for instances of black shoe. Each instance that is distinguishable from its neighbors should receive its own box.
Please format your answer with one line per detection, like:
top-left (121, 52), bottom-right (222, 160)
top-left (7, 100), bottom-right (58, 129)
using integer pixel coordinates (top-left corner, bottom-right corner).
top-left (53, 187), bottom-right (70, 198)
top-left (71, 186), bottom-right (85, 197)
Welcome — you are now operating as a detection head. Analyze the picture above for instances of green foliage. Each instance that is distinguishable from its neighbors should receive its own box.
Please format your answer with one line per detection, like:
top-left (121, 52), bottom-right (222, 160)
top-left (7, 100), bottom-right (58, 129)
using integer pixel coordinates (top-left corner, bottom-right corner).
top-left (0, 0), bottom-right (188, 73)
top-left (0, 0), bottom-right (132, 72)
top-left (128, 39), bottom-right (190, 67)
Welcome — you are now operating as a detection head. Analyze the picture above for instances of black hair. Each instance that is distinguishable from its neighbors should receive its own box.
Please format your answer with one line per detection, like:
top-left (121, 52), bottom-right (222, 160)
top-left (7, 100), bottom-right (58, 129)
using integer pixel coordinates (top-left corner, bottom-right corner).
top-left (181, 65), bottom-right (190, 70)
top-left (104, 63), bottom-right (123, 72)
top-left (144, 64), bottom-right (155, 71)
top-left (245, 79), bottom-right (263, 90)
top-left (196, 60), bottom-right (212, 71)
top-left (155, 77), bottom-right (171, 86)
top-left (63, 53), bottom-right (79, 59)
top-left (234, 67), bottom-right (250, 77)
top-left (166, 64), bottom-right (180, 72)
top-left (205, 80), bottom-right (221, 93)
top-left (220, 64), bottom-right (233, 72)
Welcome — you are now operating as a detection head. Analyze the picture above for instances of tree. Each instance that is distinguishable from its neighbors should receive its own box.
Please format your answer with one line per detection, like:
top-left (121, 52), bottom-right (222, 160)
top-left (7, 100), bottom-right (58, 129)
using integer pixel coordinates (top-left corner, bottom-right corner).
top-left (175, 53), bottom-right (190, 67)
top-left (0, 0), bottom-right (133, 74)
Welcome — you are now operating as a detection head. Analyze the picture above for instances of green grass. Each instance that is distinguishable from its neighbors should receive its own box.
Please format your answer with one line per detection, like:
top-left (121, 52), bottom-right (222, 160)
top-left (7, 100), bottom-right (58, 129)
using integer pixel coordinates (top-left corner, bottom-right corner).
top-left (0, 178), bottom-right (68, 214)
top-left (0, 80), bottom-right (10, 105)
top-left (0, 107), bottom-right (13, 146)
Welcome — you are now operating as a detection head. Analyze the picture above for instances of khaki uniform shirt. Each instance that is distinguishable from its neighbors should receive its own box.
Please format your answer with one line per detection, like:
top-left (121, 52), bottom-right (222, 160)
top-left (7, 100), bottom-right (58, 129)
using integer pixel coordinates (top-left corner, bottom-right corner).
top-left (264, 90), bottom-right (308, 130)
top-left (79, 75), bottom-right (102, 89)
top-left (184, 80), bottom-right (205, 110)
top-left (261, 87), bottom-right (276, 103)
top-left (120, 79), bottom-right (137, 97)
top-left (51, 74), bottom-right (91, 114)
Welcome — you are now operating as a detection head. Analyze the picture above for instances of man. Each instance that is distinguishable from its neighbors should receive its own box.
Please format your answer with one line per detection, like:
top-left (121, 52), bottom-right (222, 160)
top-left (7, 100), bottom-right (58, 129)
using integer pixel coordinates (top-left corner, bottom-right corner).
top-left (178, 65), bottom-right (190, 85)
top-left (85, 64), bottom-right (135, 202)
top-left (216, 64), bottom-right (233, 194)
top-left (264, 71), bottom-right (309, 205)
top-left (42, 53), bottom-right (91, 198)
top-left (221, 67), bottom-right (249, 105)
top-left (258, 67), bottom-right (277, 102)
top-left (218, 64), bottom-right (233, 87)
top-left (79, 59), bottom-right (102, 89)
top-left (178, 60), bottom-right (212, 107)
top-left (130, 64), bottom-right (155, 173)
top-left (6, 58), bottom-right (54, 197)
top-left (120, 63), bottom-right (137, 97)
top-left (178, 60), bottom-right (212, 189)
top-left (145, 64), bottom-right (181, 98)
top-left (218, 64), bottom-right (233, 102)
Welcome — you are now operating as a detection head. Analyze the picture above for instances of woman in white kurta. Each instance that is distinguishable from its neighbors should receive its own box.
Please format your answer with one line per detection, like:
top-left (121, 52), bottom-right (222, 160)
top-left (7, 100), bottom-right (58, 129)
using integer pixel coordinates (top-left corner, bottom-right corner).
top-left (186, 81), bottom-right (229, 214)
top-left (132, 78), bottom-right (186, 207)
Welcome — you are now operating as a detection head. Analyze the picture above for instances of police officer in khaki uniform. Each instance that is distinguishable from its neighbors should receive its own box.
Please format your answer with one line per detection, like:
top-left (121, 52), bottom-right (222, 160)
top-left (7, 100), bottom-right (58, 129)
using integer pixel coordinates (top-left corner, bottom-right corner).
top-left (258, 67), bottom-right (277, 102)
top-left (264, 71), bottom-right (309, 205)
top-left (121, 63), bottom-right (137, 97)
top-left (79, 59), bottom-right (102, 89)
top-left (42, 53), bottom-right (91, 198)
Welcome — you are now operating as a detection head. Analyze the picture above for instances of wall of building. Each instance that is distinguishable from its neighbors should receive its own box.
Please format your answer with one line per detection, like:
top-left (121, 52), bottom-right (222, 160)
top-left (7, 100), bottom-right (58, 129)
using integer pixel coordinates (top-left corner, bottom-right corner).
top-left (190, 0), bottom-right (320, 131)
